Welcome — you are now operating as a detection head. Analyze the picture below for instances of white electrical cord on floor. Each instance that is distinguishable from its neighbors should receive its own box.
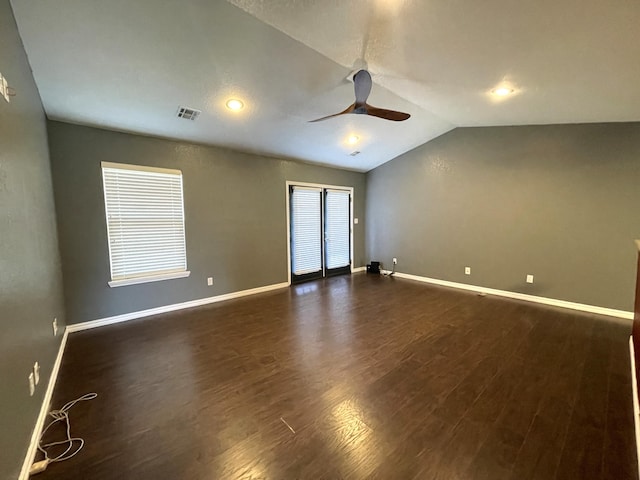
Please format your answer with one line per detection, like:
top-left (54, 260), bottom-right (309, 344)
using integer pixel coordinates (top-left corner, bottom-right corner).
top-left (30, 393), bottom-right (98, 475)
top-left (383, 261), bottom-right (396, 276)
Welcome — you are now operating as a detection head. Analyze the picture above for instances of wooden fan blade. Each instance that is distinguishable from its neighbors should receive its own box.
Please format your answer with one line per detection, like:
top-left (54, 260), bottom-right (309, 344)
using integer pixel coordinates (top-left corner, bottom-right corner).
top-left (353, 70), bottom-right (372, 105)
top-left (365, 105), bottom-right (411, 121)
top-left (309, 104), bottom-right (355, 123)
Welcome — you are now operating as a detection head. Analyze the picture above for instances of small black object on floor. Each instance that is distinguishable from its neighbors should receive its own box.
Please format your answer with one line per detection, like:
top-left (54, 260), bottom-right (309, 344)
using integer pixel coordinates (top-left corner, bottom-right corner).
top-left (367, 261), bottom-right (380, 274)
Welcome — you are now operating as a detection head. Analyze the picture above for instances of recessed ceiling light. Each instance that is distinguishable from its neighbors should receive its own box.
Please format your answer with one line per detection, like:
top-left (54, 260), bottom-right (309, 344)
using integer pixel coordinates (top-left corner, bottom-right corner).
top-left (491, 86), bottom-right (515, 97)
top-left (226, 99), bottom-right (244, 111)
top-left (348, 135), bottom-right (359, 144)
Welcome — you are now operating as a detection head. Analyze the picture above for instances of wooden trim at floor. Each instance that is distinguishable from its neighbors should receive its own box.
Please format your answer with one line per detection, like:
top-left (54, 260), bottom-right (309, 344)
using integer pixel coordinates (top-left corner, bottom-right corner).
top-left (67, 281), bottom-right (291, 333)
top-left (19, 329), bottom-right (69, 480)
top-left (380, 270), bottom-right (633, 320)
top-left (629, 337), bottom-right (640, 480)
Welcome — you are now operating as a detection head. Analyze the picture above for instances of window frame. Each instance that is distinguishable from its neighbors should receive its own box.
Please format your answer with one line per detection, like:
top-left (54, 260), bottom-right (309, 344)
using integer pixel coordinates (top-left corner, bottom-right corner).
top-left (101, 161), bottom-right (190, 288)
top-left (285, 181), bottom-right (354, 285)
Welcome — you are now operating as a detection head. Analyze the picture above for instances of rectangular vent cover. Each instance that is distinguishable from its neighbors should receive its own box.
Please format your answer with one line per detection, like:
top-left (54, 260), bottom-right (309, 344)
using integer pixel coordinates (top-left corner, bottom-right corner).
top-left (177, 106), bottom-right (201, 121)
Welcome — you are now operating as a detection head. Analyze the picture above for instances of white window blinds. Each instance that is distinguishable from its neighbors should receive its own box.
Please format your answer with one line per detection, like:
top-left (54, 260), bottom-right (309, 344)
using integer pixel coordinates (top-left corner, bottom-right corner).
top-left (291, 186), bottom-right (322, 275)
top-left (325, 189), bottom-right (351, 269)
top-left (101, 162), bottom-right (188, 286)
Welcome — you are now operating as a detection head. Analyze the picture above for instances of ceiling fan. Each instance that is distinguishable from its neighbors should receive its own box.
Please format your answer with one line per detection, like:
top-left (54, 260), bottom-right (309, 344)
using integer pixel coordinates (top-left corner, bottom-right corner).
top-left (309, 69), bottom-right (410, 123)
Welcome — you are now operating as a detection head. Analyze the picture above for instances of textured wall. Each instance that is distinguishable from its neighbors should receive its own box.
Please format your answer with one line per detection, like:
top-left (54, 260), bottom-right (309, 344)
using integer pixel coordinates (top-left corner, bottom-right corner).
top-left (0, 1), bottom-right (67, 478)
top-left (48, 121), bottom-right (366, 324)
top-left (366, 123), bottom-right (640, 311)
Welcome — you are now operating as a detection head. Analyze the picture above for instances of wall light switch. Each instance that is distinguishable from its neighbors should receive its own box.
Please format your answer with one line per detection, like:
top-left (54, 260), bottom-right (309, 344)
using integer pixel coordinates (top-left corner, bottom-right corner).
top-left (526, 274), bottom-right (534, 284)
top-left (0, 73), bottom-right (9, 103)
top-left (354, 218), bottom-right (359, 224)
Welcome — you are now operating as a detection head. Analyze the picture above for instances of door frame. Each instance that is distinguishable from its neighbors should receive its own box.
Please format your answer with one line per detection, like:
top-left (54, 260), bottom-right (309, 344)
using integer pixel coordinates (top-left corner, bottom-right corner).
top-left (286, 181), bottom-right (354, 286)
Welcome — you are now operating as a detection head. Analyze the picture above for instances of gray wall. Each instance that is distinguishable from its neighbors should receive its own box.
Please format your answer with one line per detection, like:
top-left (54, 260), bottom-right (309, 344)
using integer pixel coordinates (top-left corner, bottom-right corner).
top-left (0, 1), bottom-right (67, 478)
top-left (48, 121), bottom-right (366, 324)
top-left (366, 123), bottom-right (640, 311)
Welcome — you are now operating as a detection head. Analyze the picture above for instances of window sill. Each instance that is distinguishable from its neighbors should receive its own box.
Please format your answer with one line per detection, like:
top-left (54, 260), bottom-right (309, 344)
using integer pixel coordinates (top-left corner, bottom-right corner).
top-left (108, 271), bottom-right (191, 288)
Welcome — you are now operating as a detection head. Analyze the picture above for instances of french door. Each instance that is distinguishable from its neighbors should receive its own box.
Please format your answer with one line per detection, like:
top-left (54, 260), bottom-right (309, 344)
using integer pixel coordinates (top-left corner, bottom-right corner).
top-left (289, 184), bottom-right (352, 284)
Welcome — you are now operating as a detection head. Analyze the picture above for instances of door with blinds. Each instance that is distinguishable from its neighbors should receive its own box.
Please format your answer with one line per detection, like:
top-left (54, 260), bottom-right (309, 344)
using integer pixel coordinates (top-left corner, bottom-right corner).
top-left (290, 185), bottom-right (352, 283)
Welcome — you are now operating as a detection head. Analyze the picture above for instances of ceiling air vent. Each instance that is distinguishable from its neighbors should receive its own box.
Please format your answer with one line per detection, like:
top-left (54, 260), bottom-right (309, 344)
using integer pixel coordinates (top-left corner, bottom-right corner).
top-left (177, 106), bottom-right (201, 121)
top-left (349, 151), bottom-right (361, 157)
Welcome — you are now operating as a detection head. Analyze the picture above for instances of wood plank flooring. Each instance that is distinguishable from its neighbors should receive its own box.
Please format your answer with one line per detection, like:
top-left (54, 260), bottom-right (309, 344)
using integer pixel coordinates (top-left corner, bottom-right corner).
top-left (36, 274), bottom-right (636, 479)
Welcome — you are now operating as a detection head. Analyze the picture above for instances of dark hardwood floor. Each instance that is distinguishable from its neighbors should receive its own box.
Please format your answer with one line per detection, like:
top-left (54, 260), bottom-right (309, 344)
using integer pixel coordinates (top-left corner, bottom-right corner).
top-left (37, 274), bottom-right (636, 479)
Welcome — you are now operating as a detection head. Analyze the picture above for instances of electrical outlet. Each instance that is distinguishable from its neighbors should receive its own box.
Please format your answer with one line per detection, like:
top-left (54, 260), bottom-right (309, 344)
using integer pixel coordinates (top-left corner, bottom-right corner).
top-left (52, 318), bottom-right (58, 336)
top-left (464, 267), bottom-right (471, 275)
top-left (392, 258), bottom-right (397, 265)
top-left (354, 218), bottom-right (359, 224)
top-left (33, 362), bottom-right (40, 385)
top-left (28, 372), bottom-right (35, 396)
top-left (207, 277), bottom-right (213, 286)
top-left (526, 274), bottom-right (534, 284)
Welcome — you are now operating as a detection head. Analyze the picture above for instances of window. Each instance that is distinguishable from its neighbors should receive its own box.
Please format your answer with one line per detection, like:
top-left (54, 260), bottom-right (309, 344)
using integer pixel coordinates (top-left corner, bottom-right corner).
top-left (324, 189), bottom-right (351, 270)
top-left (101, 162), bottom-right (189, 287)
top-left (291, 186), bottom-right (322, 276)
top-left (288, 183), bottom-right (352, 283)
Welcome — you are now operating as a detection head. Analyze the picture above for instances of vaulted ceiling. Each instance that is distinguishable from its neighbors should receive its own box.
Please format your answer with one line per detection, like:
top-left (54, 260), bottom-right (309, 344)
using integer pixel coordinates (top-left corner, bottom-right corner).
top-left (11, 0), bottom-right (640, 171)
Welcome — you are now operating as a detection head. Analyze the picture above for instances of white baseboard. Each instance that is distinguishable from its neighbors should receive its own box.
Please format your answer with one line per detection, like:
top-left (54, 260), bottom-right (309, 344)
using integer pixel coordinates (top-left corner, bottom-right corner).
top-left (629, 337), bottom-right (640, 480)
top-left (67, 281), bottom-right (290, 333)
top-left (352, 266), bottom-right (366, 273)
top-left (383, 271), bottom-right (633, 320)
top-left (19, 329), bottom-right (69, 480)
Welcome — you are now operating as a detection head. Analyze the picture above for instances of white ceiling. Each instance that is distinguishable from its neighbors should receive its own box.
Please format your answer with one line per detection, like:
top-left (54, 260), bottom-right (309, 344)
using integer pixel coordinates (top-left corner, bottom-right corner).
top-left (10, 0), bottom-right (640, 172)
